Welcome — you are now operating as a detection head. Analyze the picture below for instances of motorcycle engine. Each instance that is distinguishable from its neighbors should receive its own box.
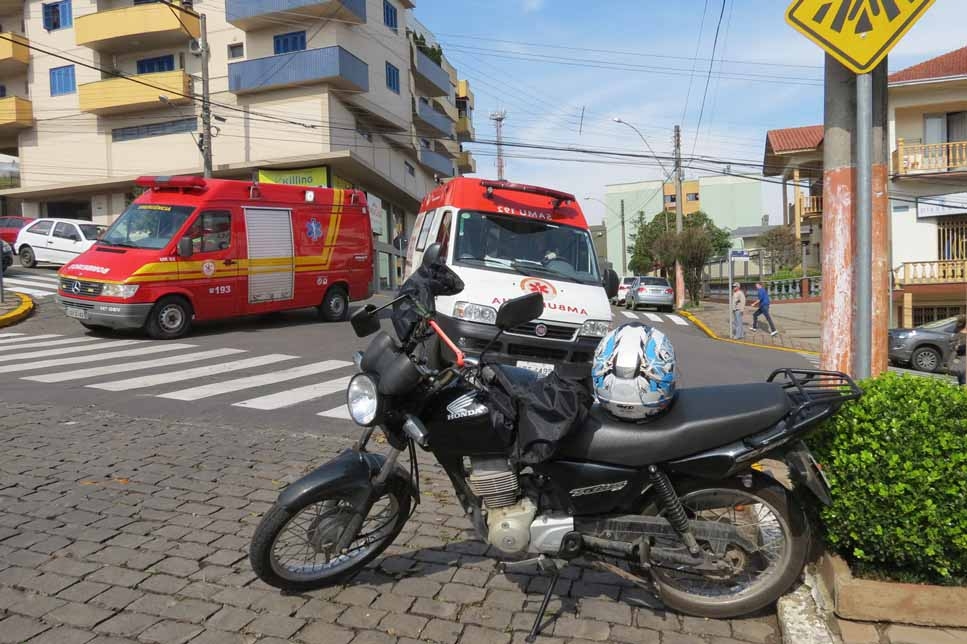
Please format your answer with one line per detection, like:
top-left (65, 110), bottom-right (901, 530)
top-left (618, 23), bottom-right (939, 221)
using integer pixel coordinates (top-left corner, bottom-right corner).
top-left (466, 458), bottom-right (537, 554)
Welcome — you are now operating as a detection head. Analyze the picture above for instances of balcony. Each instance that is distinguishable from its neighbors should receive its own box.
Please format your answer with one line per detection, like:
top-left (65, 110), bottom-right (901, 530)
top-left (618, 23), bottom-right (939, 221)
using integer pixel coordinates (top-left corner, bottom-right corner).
top-left (79, 70), bottom-right (192, 115)
top-left (0, 97), bottom-right (32, 133)
top-left (226, 0), bottom-right (365, 30)
top-left (457, 150), bottom-right (475, 174)
top-left (894, 138), bottom-right (967, 175)
top-left (439, 138), bottom-right (460, 158)
top-left (419, 147), bottom-right (453, 177)
top-left (414, 98), bottom-right (453, 137)
top-left (894, 261), bottom-right (967, 286)
top-left (457, 79), bottom-right (474, 107)
top-left (229, 46), bottom-right (367, 95)
top-left (75, 3), bottom-right (200, 54)
top-left (412, 48), bottom-right (449, 97)
top-left (801, 195), bottom-right (822, 219)
top-left (0, 34), bottom-right (29, 76)
top-left (456, 115), bottom-right (474, 142)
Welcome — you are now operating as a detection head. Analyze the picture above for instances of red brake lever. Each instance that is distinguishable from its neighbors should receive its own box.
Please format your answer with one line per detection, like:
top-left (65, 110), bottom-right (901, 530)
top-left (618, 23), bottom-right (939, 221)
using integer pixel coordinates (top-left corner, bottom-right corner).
top-left (428, 319), bottom-right (465, 368)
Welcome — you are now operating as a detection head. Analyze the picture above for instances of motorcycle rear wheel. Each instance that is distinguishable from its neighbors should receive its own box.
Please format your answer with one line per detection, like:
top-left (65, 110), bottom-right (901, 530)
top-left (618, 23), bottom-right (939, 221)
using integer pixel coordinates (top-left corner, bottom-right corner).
top-left (249, 479), bottom-right (410, 592)
top-left (642, 475), bottom-right (810, 619)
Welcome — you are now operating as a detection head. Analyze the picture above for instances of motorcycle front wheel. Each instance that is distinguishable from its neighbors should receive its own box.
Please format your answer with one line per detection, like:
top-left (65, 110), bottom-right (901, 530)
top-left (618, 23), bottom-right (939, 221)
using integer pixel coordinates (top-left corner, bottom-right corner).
top-left (642, 475), bottom-right (810, 619)
top-left (249, 479), bottom-right (411, 592)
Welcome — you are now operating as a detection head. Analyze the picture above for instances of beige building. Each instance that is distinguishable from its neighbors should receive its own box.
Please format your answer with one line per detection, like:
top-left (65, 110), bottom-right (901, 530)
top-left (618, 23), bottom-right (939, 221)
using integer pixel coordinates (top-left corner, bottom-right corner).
top-left (0, 0), bottom-right (476, 288)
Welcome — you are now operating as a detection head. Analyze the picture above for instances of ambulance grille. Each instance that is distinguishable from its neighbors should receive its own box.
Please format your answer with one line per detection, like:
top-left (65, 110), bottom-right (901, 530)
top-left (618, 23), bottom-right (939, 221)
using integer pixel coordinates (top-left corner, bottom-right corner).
top-left (59, 278), bottom-right (103, 297)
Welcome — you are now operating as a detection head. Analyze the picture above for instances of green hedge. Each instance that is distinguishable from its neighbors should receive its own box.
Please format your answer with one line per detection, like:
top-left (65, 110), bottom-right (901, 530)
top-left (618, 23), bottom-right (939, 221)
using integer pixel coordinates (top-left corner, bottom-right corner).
top-left (809, 372), bottom-right (967, 583)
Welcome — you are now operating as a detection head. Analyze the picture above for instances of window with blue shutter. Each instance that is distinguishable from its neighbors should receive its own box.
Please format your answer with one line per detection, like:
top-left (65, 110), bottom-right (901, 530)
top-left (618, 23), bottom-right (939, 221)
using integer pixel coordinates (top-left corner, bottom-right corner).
top-left (49, 65), bottom-right (76, 96)
top-left (385, 62), bottom-right (400, 94)
top-left (42, 0), bottom-right (72, 31)
top-left (136, 55), bottom-right (175, 75)
top-left (383, 1), bottom-right (398, 31)
top-left (273, 31), bottom-right (306, 55)
top-left (112, 117), bottom-right (198, 142)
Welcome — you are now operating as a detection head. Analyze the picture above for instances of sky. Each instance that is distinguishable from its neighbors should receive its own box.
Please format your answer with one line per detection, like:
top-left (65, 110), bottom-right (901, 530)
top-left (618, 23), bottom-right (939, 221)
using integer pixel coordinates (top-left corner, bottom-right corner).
top-left (413, 0), bottom-right (967, 225)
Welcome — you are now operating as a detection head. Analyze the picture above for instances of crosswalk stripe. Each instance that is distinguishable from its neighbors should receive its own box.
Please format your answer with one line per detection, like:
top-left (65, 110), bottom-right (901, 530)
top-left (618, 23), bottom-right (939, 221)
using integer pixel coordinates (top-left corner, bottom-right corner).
top-left (0, 334), bottom-right (61, 345)
top-left (318, 405), bottom-right (352, 420)
top-left (160, 360), bottom-right (353, 401)
top-left (620, 311), bottom-right (637, 319)
top-left (6, 343), bottom-right (197, 372)
top-left (0, 337), bottom-right (100, 353)
top-left (0, 340), bottom-right (143, 364)
top-left (89, 353), bottom-right (300, 392)
top-left (3, 277), bottom-right (60, 289)
top-left (643, 313), bottom-right (662, 322)
top-left (0, 333), bottom-right (24, 338)
top-left (667, 315), bottom-right (688, 326)
top-left (3, 285), bottom-right (56, 297)
top-left (24, 348), bottom-right (246, 383)
top-left (9, 273), bottom-right (60, 285)
top-left (233, 376), bottom-right (353, 410)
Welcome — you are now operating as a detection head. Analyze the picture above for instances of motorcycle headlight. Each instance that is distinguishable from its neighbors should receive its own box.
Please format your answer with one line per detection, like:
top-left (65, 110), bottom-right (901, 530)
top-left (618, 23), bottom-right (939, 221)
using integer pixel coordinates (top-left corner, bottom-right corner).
top-left (101, 283), bottom-right (140, 299)
top-left (453, 301), bottom-right (497, 325)
top-left (347, 373), bottom-right (381, 426)
top-left (579, 319), bottom-right (612, 337)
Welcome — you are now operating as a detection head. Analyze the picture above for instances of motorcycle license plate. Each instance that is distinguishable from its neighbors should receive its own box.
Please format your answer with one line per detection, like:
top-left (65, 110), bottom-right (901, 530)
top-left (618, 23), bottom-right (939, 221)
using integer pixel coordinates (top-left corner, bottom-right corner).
top-left (517, 361), bottom-right (554, 377)
top-left (65, 307), bottom-right (89, 320)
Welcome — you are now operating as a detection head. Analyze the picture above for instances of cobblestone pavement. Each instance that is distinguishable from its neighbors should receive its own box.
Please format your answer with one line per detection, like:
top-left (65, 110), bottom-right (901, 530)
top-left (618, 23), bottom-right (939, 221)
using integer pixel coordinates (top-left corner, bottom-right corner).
top-left (0, 403), bottom-right (780, 644)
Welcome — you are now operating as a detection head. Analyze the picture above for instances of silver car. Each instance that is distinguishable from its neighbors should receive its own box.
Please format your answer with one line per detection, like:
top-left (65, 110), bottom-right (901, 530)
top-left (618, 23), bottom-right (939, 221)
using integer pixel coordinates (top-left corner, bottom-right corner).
top-left (626, 276), bottom-right (675, 312)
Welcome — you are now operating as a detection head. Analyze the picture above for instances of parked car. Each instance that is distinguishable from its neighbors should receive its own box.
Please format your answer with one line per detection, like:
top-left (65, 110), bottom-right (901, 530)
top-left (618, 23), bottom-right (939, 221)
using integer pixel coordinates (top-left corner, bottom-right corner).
top-left (0, 216), bottom-right (33, 245)
top-left (889, 316), bottom-right (964, 373)
top-left (626, 276), bottom-right (675, 312)
top-left (15, 218), bottom-right (105, 268)
top-left (614, 276), bottom-right (637, 305)
top-left (1, 239), bottom-right (12, 273)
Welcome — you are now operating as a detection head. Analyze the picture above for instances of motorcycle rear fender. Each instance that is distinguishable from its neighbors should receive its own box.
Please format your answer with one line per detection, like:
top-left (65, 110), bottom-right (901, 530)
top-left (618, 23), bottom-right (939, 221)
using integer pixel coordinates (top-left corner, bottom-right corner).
top-left (276, 449), bottom-right (411, 512)
top-left (752, 441), bottom-right (832, 506)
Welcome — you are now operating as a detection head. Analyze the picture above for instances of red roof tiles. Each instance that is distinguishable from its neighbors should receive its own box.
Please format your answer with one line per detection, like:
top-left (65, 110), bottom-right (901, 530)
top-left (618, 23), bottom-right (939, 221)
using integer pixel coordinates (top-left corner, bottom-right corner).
top-left (889, 45), bottom-right (967, 84)
top-left (766, 125), bottom-right (824, 154)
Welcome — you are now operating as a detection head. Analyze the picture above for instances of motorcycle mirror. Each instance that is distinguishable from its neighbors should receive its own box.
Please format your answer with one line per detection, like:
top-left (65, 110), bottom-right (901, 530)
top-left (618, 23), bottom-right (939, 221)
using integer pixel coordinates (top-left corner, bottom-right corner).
top-left (422, 242), bottom-right (443, 268)
top-left (496, 292), bottom-right (544, 330)
top-left (603, 268), bottom-right (620, 299)
top-left (350, 304), bottom-right (381, 338)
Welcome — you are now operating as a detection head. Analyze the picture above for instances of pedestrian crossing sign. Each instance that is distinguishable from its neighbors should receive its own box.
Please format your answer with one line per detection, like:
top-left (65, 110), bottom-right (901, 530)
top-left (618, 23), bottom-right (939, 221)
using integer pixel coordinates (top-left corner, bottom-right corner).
top-left (786, 0), bottom-right (935, 74)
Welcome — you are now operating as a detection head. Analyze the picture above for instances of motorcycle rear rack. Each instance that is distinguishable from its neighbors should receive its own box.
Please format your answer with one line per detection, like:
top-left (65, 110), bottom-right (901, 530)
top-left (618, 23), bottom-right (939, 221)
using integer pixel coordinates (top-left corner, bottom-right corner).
top-left (767, 368), bottom-right (863, 435)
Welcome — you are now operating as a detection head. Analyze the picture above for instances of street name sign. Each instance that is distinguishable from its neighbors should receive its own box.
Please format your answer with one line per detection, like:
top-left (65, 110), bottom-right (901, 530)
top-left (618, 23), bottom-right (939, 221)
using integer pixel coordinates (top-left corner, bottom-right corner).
top-left (785, 0), bottom-right (936, 74)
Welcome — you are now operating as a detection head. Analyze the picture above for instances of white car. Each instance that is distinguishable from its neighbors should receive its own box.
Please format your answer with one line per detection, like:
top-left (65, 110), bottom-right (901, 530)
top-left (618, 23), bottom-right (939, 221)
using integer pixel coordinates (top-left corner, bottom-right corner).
top-left (613, 276), bottom-right (638, 305)
top-left (15, 218), bottom-right (105, 268)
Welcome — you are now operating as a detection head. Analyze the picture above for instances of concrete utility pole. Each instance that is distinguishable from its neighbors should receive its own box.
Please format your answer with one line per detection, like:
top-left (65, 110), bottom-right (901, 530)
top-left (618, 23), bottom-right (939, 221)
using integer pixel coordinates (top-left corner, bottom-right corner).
top-left (619, 199), bottom-right (626, 275)
top-left (490, 111), bottom-right (506, 181)
top-left (673, 125), bottom-right (685, 309)
top-left (199, 13), bottom-right (212, 178)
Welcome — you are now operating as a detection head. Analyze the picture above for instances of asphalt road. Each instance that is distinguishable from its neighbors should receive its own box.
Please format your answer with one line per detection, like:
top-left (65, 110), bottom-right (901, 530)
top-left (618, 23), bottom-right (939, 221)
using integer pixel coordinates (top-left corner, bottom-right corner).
top-left (1, 274), bottom-right (811, 437)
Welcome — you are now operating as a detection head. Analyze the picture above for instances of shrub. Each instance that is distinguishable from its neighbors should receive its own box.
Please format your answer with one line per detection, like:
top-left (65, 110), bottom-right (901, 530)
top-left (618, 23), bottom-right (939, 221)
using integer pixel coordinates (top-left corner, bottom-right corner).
top-left (808, 372), bottom-right (967, 583)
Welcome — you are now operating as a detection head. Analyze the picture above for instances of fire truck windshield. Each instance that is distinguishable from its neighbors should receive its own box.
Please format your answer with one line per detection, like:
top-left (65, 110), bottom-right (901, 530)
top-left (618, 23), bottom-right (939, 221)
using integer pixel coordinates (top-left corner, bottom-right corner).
top-left (99, 203), bottom-right (196, 250)
top-left (454, 211), bottom-right (600, 285)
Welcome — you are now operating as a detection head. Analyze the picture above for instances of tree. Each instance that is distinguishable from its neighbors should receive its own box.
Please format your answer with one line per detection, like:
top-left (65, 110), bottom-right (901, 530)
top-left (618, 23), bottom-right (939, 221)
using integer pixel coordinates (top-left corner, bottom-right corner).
top-left (652, 231), bottom-right (679, 278)
top-left (628, 211), bottom-right (675, 275)
top-left (757, 226), bottom-right (798, 271)
top-left (676, 226), bottom-right (715, 305)
top-left (683, 210), bottom-right (731, 256)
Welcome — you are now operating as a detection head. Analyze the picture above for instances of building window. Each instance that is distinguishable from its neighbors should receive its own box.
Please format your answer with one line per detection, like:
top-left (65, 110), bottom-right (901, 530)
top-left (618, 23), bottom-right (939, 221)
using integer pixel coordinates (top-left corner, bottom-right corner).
top-left (383, 0), bottom-right (398, 31)
top-left (42, 0), bottom-right (71, 31)
top-left (49, 65), bottom-right (76, 96)
top-left (404, 161), bottom-right (415, 176)
top-left (385, 62), bottom-right (400, 94)
top-left (227, 43), bottom-right (243, 59)
top-left (273, 31), bottom-right (306, 55)
top-left (663, 194), bottom-right (676, 205)
top-left (0, 85), bottom-right (6, 98)
top-left (112, 117), bottom-right (198, 143)
top-left (136, 55), bottom-right (174, 75)
top-left (913, 305), bottom-right (965, 327)
top-left (686, 193), bottom-right (699, 202)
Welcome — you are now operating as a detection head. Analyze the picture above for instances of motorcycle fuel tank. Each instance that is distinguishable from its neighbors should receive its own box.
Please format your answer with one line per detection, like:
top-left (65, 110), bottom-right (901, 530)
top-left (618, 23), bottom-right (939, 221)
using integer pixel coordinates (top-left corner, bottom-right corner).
top-left (422, 382), bottom-right (512, 455)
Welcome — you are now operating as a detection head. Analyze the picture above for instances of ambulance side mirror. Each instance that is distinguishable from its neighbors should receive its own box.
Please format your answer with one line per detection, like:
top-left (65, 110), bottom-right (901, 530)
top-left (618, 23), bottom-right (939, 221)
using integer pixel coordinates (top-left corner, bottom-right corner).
top-left (603, 268), bottom-right (619, 299)
top-left (177, 237), bottom-right (193, 258)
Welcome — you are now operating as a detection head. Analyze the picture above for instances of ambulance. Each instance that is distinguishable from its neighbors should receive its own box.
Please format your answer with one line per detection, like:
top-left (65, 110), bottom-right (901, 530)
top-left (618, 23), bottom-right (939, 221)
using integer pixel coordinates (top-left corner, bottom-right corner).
top-left (405, 178), bottom-right (616, 376)
top-left (57, 175), bottom-right (374, 339)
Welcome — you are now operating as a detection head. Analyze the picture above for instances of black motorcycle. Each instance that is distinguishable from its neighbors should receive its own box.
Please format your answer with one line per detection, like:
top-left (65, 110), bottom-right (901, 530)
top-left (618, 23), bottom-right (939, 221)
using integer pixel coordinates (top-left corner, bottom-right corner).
top-left (250, 244), bottom-right (861, 640)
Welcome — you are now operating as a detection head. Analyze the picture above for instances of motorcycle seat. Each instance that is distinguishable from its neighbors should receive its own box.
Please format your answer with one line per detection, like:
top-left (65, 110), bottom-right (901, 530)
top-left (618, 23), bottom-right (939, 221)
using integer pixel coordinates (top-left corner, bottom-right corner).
top-left (557, 383), bottom-right (791, 467)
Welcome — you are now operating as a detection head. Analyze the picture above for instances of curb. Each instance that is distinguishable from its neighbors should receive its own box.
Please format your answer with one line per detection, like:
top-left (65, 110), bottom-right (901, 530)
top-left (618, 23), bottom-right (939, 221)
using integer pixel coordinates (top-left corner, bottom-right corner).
top-left (0, 291), bottom-right (35, 328)
top-left (678, 309), bottom-right (821, 357)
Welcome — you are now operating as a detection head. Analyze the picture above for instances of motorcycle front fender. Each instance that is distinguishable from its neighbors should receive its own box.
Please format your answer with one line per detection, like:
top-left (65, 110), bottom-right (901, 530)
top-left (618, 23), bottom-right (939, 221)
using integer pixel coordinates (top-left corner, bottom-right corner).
top-left (276, 449), bottom-right (389, 512)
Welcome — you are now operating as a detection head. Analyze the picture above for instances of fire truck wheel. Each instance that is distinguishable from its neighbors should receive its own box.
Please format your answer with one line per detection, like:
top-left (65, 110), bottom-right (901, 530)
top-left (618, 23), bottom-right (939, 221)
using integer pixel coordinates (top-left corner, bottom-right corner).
top-left (319, 286), bottom-right (349, 322)
top-left (146, 296), bottom-right (193, 340)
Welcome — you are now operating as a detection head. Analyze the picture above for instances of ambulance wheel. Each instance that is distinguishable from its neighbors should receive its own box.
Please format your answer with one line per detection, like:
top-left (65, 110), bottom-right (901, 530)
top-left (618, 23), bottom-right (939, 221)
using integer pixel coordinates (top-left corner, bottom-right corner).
top-left (146, 296), bottom-right (193, 340)
top-left (319, 286), bottom-right (348, 322)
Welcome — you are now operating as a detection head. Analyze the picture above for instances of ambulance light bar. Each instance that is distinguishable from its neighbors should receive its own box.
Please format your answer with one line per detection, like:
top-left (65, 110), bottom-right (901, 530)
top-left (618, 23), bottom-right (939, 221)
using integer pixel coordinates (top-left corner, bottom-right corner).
top-left (135, 175), bottom-right (207, 189)
top-left (479, 180), bottom-right (575, 209)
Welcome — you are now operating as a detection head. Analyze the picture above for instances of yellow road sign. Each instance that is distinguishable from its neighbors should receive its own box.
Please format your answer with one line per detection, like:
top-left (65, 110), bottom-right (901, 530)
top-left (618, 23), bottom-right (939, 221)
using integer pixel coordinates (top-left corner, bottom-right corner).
top-left (786, 0), bottom-right (935, 74)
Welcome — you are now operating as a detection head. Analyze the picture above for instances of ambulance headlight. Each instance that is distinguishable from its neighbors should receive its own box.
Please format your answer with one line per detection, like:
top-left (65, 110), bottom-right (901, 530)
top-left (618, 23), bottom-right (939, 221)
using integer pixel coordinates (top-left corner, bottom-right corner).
top-left (101, 283), bottom-right (140, 299)
top-left (579, 319), bottom-right (612, 337)
top-left (347, 374), bottom-right (381, 426)
top-left (454, 302), bottom-right (497, 325)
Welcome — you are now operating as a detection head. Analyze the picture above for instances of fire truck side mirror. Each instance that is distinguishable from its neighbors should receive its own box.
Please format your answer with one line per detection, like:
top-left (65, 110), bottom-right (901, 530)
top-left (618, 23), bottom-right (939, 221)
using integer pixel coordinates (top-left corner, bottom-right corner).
top-left (177, 237), bottom-right (193, 258)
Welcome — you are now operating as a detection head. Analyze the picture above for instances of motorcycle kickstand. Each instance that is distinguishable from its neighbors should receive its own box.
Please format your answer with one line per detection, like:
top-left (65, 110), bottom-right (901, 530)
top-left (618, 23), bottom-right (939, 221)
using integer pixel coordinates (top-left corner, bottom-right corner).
top-left (498, 555), bottom-right (563, 643)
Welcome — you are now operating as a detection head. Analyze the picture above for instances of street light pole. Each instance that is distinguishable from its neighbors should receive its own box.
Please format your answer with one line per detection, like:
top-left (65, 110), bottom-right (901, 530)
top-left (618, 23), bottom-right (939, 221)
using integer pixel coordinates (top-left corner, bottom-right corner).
top-left (673, 125), bottom-right (685, 309)
top-left (199, 12), bottom-right (212, 178)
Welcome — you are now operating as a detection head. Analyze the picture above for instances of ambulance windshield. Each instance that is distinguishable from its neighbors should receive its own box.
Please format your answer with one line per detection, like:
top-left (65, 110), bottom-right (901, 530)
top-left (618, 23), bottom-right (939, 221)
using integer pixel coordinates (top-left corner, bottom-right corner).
top-left (454, 211), bottom-right (600, 285)
top-left (100, 203), bottom-right (196, 250)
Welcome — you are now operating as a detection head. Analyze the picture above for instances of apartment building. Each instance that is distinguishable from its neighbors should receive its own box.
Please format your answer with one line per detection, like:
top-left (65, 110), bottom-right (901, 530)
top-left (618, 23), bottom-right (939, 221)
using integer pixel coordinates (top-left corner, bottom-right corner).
top-left (603, 173), bottom-right (767, 276)
top-left (0, 0), bottom-right (476, 289)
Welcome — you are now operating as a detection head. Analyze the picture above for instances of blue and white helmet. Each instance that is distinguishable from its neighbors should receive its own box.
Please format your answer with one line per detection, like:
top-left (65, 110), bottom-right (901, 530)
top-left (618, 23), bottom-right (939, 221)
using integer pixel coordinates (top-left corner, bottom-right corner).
top-left (591, 323), bottom-right (677, 421)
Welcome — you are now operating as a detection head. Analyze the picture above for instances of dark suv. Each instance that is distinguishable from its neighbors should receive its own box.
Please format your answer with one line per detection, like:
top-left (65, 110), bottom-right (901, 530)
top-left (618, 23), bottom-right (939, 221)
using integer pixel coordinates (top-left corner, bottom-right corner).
top-left (889, 316), bottom-right (964, 373)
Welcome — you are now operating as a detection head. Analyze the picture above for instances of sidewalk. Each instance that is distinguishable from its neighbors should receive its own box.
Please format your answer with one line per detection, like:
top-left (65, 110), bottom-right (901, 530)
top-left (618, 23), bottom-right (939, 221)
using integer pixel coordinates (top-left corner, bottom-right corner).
top-left (0, 289), bottom-right (34, 327)
top-left (691, 300), bottom-right (822, 353)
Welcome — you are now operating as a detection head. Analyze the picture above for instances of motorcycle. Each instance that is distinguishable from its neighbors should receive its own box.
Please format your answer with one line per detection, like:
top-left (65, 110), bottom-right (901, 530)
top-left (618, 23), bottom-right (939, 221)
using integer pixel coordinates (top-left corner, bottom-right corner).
top-left (249, 243), bottom-right (862, 640)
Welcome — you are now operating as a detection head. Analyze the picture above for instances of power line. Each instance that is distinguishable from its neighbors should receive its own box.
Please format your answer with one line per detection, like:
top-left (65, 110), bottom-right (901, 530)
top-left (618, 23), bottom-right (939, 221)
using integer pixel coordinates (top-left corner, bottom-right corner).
top-left (689, 0), bottom-right (728, 163)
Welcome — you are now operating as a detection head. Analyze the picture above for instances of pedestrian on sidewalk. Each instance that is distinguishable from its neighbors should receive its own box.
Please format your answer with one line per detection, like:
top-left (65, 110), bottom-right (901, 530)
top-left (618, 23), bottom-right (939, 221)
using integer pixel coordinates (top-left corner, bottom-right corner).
top-left (731, 282), bottom-right (746, 340)
top-left (751, 282), bottom-right (778, 336)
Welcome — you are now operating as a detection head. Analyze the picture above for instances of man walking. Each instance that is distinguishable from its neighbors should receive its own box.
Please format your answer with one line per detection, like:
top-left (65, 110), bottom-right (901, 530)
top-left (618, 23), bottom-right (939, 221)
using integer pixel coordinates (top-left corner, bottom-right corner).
top-left (731, 282), bottom-right (746, 340)
top-left (751, 281), bottom-right (778, 336)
